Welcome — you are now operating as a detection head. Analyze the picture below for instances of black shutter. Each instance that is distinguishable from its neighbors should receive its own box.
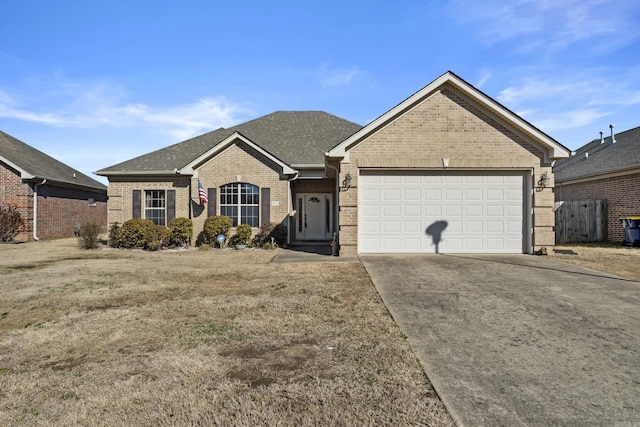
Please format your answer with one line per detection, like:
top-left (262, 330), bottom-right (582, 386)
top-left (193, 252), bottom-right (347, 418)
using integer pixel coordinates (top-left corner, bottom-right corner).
top-left (261, 187), bottom-right (270, 224)
top-left (167, 190), bottom-right (176, 223)
top-left (207, 188), bottom-right (216, 217)
top-left (132, 190), bottom-right (141, 219)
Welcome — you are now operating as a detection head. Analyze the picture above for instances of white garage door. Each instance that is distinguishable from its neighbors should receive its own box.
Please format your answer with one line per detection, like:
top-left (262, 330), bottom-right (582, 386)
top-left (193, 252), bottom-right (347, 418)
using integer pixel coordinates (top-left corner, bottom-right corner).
top-left (359, 171), bottom-right (526, 254)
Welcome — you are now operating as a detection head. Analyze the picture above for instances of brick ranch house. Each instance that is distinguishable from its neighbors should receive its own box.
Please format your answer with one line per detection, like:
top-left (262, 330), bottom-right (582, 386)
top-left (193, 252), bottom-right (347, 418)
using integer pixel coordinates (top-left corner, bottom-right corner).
top-left (1, 130), bottom-right (107, 241)
top-left (554, 125), bottom-right (640, 242)
top-left (97, 71), bottom-right (571, 255)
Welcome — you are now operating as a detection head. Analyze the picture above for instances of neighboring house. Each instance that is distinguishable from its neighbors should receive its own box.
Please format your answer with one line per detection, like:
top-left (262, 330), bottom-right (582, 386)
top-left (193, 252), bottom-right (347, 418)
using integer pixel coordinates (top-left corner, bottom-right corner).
top-left (97, 71), bottom-right (571, 255)
top-left (554, 125), bottom-right (640, 242)
top-left (0, 130), bottom-right (108, 241)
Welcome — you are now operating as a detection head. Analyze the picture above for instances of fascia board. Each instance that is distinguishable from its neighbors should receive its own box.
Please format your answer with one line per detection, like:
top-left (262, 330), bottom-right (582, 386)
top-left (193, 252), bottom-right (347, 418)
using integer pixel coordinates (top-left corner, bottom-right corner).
top-left (0, 154), bottom-right (34, 179)
top-left (96, 170), bottom-right (182, 177)
top-left (184, 132), bottom-right (296, 175)
top-left (556, 165), bottom-right (640, 185)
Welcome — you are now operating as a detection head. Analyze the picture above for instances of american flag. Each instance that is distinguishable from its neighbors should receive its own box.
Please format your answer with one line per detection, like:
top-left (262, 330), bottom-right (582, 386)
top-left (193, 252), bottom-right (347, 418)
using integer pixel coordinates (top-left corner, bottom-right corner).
top-left (198, 180), bottom-right (208, 204)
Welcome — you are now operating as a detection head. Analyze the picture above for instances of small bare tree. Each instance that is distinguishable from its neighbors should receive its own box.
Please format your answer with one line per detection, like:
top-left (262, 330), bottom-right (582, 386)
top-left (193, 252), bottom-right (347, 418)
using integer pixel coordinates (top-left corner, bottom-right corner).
top-left (0, 205), bottom-right (25, 242)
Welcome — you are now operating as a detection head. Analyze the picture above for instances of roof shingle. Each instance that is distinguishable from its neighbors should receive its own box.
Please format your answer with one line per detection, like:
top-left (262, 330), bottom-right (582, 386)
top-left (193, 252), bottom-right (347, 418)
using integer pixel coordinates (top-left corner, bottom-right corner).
top-left (0, 130), bottom-right (107, 190)
top-left (554, 126), bottom-right (640, 182)
top-left (97, 111), bottom-right (362, 175)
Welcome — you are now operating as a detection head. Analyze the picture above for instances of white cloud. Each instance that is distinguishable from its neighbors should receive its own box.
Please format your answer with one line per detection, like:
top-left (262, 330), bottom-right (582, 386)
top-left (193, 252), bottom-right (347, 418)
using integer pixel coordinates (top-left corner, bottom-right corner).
top-left (494, 68), bottom-right (640, 135)
top-left (529, 109), bottom-right (611, 132)
top-left (0, 80), bottom-right (251, 140)
top-left (448, 0), bottom-right (639, 53)
top-left (475, 70), bottom-right (492, 89)
top-left (321, 66), bottom-right (362, 87)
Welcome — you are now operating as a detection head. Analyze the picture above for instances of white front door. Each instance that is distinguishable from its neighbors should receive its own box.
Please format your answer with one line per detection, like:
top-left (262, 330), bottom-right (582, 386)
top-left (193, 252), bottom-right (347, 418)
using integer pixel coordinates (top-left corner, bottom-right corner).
top-left (298, 193), bottom-right (332, 240)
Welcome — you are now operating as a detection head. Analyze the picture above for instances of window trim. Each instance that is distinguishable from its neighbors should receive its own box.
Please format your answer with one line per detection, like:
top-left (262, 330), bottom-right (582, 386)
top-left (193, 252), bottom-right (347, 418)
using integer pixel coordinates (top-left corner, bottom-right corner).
top-left (144, 189), bottom-right (167, 226)
top-left (219, 182), bottom-right (260, 227)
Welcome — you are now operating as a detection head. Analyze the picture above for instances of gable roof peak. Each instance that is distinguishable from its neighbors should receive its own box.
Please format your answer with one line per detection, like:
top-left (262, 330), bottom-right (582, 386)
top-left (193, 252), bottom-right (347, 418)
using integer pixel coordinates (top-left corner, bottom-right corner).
top-left (327, 70), bottom-right (571, 161)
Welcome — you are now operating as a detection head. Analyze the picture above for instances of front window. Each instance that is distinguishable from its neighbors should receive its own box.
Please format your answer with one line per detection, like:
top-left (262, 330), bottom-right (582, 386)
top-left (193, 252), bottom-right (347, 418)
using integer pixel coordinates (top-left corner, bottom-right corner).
top-left (220, 183), bottom-right (259, 227)
top-left (145, 190), bottom-right (166, 225)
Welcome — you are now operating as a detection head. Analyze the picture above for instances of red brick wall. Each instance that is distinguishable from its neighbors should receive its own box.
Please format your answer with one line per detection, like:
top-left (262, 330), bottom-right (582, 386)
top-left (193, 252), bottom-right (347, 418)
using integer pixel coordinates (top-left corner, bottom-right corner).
top-left (555, 173), bottom-right (640, 242)
top-left (1, 162), bottom-right (33, 241)
top-left (37, 185), bottom-right (107, 239)
top-left (1, 161), bottom-right (107, 241)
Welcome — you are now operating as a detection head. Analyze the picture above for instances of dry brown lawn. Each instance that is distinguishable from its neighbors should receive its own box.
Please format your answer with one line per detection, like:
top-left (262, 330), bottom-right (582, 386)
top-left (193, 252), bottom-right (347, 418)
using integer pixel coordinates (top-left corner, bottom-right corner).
top-left (0, 239), bottom-right (454, 426)
top-left (550, 243), bottom-right (640, 283)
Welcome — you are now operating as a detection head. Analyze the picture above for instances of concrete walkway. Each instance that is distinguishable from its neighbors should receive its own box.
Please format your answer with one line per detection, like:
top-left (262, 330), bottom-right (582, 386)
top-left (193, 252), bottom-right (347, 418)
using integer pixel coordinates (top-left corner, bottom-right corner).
top-left (271, 245), bottom-right (357, 263)
top-left (360, 254), bottom-right (640, 427)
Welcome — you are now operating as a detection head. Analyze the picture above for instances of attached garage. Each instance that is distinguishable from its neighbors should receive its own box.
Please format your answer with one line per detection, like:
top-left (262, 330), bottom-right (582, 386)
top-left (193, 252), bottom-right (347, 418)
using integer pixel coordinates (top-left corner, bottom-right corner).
top-left (327, 71), bottom-right (571, 256)
top-left (359, 171), bottom-right (529, 253)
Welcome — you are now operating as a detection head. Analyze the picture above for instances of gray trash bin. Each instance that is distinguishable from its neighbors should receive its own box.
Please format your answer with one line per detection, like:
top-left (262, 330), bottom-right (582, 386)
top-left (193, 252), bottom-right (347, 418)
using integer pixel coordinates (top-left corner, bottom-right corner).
top-left (620, 217), bottom-right (640, 246)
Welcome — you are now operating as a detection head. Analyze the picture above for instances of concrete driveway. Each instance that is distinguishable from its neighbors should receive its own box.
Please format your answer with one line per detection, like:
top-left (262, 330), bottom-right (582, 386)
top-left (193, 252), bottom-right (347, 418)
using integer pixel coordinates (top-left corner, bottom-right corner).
top-left (360, 254), bottom-right (640, 427)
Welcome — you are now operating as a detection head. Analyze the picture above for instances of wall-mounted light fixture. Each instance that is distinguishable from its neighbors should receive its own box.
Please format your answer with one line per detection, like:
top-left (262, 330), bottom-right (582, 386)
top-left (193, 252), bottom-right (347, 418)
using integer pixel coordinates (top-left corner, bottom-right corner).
top-left (537, 171), bottom-right (550, 188)
top-left (341, 172), bottom-right (352, 191)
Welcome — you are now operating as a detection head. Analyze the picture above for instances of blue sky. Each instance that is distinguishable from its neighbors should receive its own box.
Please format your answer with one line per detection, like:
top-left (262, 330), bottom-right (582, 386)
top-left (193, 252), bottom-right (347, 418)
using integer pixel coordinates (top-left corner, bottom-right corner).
top-left (1, 0), bottom-right (639, 185)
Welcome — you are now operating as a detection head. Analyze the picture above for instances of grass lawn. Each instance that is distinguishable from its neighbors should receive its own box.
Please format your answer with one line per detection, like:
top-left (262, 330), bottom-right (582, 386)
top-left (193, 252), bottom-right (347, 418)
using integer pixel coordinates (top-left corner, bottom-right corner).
top-left (0, 239), bottom-right (453, 426)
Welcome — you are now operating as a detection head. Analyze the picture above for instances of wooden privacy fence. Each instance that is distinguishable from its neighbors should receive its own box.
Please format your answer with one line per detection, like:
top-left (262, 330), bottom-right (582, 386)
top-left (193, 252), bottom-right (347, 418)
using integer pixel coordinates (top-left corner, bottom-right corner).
top-left (555, 199), bottom-right (607, 243)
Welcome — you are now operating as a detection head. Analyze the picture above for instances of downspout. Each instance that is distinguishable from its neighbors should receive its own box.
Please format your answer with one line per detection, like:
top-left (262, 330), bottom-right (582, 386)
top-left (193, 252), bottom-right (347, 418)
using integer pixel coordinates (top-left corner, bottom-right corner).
top-left (33, 179), bottom-right (47, 240)
top-left (287, 172), bottom-right (300, 245)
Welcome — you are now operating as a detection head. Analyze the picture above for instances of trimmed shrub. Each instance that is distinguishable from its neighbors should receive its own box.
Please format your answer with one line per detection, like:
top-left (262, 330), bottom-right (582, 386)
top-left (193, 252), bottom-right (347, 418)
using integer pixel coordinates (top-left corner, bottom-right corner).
top-left (77, 221), bottom-right (102, 249)
top-left (119, 219), bottom-right (155, 249)
top-left (229, 223), bottom-right (253, 247)
top-left (252, 222), bottom-right (276, 247)
top-left (147, 224), bottom-right (170, 251)
top-left (108, 223), bottom-right (122, 248)
top-left (168, 217), bottom-right (193, 247)
top-left (252, 222), bottom-right (287, 248)
top-left (270, 223), bottom-right (288, 246)
top-left (203, 216), bottom-right (233, 246)
top-left (0, 205), bottom-right (24, 242)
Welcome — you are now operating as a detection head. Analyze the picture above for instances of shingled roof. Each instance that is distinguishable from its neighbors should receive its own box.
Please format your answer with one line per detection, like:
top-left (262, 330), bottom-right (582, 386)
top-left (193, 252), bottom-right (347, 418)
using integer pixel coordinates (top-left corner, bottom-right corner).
top-left (553, 126), bottom-right (640, 182)
top-left (0, 130), bottom-right (107, 191)
top-left (97, 111), bottom-right (362, 175)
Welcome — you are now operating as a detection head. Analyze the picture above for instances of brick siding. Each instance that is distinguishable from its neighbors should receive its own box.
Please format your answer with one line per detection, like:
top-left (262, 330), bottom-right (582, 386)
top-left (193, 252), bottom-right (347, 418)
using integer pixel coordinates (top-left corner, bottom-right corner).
top-left (107, 141), bottom-right (292, 243)
top-left (2, 161), bottom-right (107, 241)
top-left (336, 84), bottom-right (555, 255)
top-left (555, 173), bottom-right (640, 242)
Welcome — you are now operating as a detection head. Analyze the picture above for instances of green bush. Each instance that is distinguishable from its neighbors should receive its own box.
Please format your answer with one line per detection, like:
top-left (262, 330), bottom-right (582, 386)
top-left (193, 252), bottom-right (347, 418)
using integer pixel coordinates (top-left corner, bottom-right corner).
top-left (119, 219), bottom-right (156, 249)
top-left (108, 223), bottom-right (121, 248)
top-left (252, 222), bottom-right (276, 247)
top-left (0, 205), bottom-right (24, 242)
top-left (251, 222), bottom-right (287, 248)
top-left (168, 217), bottom-right (193, 247)
top-left (229, 223), bottom-right (253, 247)
top-left (203, 216), bottom-right (233, 246)
top-left (147, 224), bottom-right (170, 251)
top-left (270, 223), bottom-right (288, 246)
top-left (77, 221), bottom-right (102, 249)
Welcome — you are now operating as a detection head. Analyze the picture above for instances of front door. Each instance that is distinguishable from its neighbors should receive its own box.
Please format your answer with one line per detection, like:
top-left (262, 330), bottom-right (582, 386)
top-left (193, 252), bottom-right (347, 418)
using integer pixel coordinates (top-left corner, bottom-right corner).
top-left (298, 193), bottom-right (332, 240)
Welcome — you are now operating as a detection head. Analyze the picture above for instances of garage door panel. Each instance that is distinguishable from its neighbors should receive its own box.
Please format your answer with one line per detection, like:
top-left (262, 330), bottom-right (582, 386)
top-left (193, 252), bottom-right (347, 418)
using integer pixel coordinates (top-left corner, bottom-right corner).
top-left (359, 172), bottom-right (526, 254)
top-left (425, 189), bottom-right (442, 201)
top-left (383, 221), bottom-right (401, 233)
top-left (404, 205), bottom-right (421, 217)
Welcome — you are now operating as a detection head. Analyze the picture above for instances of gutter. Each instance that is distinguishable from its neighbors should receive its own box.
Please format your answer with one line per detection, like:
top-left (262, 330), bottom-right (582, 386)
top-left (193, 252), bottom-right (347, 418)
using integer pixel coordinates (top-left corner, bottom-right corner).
top-left (33, 179), bottom-right (46, 241)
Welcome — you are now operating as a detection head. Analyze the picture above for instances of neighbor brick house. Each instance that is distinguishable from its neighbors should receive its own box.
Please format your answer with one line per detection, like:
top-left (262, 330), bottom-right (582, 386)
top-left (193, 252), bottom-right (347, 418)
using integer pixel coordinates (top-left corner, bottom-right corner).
top-left (0, 130), bottom-right (108, 241)
top-left (554, 125), bottom-right (640, 242)
top-left (97, 71), bottom-right (571, 255)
